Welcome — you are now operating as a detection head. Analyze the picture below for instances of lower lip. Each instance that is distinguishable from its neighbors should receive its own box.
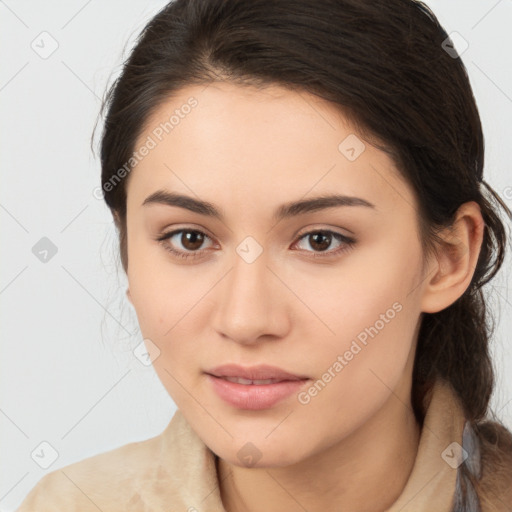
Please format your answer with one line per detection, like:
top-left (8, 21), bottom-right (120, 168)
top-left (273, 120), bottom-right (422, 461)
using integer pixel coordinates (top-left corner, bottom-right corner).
top-left (206, 374), bottom-right (310, 410)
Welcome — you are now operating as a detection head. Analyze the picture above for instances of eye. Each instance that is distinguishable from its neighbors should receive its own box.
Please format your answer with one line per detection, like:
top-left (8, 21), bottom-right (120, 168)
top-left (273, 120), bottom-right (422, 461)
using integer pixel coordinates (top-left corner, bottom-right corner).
top-left (292, 230), bottom-right (356, 258)
top-left (156, 229), bottom-right (215, 260)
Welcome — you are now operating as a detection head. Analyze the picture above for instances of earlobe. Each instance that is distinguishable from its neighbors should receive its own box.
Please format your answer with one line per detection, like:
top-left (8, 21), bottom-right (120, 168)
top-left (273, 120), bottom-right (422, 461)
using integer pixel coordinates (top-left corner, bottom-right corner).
top-left (420, 201), bottom-right (484, 314)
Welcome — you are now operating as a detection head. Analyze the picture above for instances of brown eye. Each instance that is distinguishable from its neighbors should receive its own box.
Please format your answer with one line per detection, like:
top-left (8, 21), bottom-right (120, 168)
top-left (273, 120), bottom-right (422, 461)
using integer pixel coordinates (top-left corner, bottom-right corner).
top-left (179, 230), bottom-right (205, 251)
top-left (293, 229), bottom-right (356, 258)
top-left (307, 232), bottom-right (332, 252)
top-left (156, 229), bottom-right (214, 260)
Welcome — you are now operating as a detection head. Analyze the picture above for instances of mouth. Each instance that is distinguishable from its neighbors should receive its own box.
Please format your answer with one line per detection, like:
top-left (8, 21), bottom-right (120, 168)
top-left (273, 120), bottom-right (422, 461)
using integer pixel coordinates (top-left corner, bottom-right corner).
top-left (204, 364), bottom-right (311, 410)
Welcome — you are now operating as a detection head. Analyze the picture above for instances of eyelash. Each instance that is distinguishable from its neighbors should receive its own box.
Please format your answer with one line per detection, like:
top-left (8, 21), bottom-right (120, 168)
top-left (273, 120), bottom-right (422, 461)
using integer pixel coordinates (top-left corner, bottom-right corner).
top-left (155, 228), bottom-right (356, 261)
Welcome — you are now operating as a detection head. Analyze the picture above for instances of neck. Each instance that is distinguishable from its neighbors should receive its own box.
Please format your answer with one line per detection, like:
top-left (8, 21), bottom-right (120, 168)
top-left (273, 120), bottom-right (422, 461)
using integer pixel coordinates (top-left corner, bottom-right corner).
top-left (217, 387), bottom-right (421, 512)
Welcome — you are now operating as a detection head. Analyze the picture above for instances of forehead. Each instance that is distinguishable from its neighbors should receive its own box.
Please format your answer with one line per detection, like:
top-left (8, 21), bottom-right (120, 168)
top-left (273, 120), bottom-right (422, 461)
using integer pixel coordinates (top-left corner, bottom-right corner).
top-left (127, 81), bottom-right (413, 216)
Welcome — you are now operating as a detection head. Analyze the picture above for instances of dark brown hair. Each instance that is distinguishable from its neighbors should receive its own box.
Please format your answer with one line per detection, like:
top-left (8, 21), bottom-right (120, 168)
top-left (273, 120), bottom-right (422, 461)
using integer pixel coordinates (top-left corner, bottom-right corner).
top-left (96, 0), bottom-right (512, 505)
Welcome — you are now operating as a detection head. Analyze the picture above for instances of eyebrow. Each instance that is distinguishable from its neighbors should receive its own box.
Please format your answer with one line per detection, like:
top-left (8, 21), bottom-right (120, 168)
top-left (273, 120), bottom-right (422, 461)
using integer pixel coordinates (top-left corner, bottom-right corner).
top-left (142, 190), bottom-right (376, 221)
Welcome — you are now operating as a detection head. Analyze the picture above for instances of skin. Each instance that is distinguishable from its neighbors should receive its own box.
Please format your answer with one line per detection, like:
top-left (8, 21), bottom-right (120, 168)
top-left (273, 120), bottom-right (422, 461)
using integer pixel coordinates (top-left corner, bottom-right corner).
top-left (124, 81), bottom-right (484, 512)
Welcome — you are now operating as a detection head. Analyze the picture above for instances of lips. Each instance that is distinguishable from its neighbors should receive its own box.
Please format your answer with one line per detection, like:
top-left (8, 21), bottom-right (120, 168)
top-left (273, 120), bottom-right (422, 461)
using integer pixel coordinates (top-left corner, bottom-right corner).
top-left (204, 364), bottom-right (310, 411)
top-left (205, 363), bottom-right (308, 383)
top-left (205, 364), bottom-right (311, 410)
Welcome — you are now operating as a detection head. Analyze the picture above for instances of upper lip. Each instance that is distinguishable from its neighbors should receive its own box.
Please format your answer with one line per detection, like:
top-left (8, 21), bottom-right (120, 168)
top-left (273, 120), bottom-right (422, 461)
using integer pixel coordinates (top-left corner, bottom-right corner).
top-left (205, 364), bottom-right (309, 381)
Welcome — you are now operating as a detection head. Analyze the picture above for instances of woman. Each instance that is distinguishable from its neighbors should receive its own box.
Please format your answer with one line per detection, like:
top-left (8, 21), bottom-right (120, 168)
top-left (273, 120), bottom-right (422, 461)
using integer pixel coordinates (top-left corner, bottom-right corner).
top-left (17, 0), bottom-right (512, 510)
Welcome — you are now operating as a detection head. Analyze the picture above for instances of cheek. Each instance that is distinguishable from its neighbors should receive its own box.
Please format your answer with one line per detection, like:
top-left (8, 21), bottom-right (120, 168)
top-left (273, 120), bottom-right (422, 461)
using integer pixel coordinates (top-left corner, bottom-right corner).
top-left (131, 273), bottom-right (203, 409)
top-left (293, 234), bottom-right (422, 390)
top-left (291, 293), bottom-right (418, 451)
top-left (291, 229), bottom-right (421, 338)
top-left (127, 251), bottom-right (212, 391)
top-left (129, 271), bottom-right (197, 352)
top-left (126, 232), bottom-right (196, 335)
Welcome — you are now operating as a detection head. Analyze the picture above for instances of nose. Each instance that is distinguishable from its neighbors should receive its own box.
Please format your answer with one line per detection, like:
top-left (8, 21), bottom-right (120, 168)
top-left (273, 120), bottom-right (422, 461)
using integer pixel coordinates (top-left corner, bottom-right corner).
top-left (211, 250), bottom-right (291, 346)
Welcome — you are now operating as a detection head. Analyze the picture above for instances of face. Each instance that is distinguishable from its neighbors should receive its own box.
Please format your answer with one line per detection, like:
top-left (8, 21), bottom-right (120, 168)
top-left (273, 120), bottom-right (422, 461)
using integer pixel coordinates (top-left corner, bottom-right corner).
top-left (125, 81), bottom-right (428, 467)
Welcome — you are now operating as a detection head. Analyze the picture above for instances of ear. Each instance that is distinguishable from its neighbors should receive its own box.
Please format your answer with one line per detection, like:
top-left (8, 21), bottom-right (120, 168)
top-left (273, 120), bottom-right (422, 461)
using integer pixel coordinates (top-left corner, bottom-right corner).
top-left (420, 201), bottom-right (485, 314)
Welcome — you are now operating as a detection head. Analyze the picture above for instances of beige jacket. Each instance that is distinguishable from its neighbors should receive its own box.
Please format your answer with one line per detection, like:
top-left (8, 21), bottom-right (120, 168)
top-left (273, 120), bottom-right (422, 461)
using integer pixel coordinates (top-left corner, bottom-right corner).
top-left (15, 379), bottom-right (488, 511)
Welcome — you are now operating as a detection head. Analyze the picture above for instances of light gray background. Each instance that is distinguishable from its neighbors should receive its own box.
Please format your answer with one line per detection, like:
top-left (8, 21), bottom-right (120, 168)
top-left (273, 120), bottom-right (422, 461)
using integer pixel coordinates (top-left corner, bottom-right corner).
top-left (1, 1), bottom-right (511, 510)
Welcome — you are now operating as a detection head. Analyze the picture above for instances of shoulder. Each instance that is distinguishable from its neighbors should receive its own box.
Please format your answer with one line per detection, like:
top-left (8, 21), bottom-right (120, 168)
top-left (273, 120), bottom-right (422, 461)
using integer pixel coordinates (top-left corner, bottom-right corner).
top-left (15, 413), bottom-right (196, 512)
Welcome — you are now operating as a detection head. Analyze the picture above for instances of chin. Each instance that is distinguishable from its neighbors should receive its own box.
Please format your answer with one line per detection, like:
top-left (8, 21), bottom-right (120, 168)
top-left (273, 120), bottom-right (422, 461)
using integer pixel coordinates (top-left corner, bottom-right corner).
top-left (212, 438), bottom-right (311, 469)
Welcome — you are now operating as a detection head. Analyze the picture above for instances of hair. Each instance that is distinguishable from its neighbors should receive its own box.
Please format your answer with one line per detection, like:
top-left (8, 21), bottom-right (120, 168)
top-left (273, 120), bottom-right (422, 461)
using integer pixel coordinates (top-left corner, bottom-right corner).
top-left (96, 0), bottom-right (512, 505)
